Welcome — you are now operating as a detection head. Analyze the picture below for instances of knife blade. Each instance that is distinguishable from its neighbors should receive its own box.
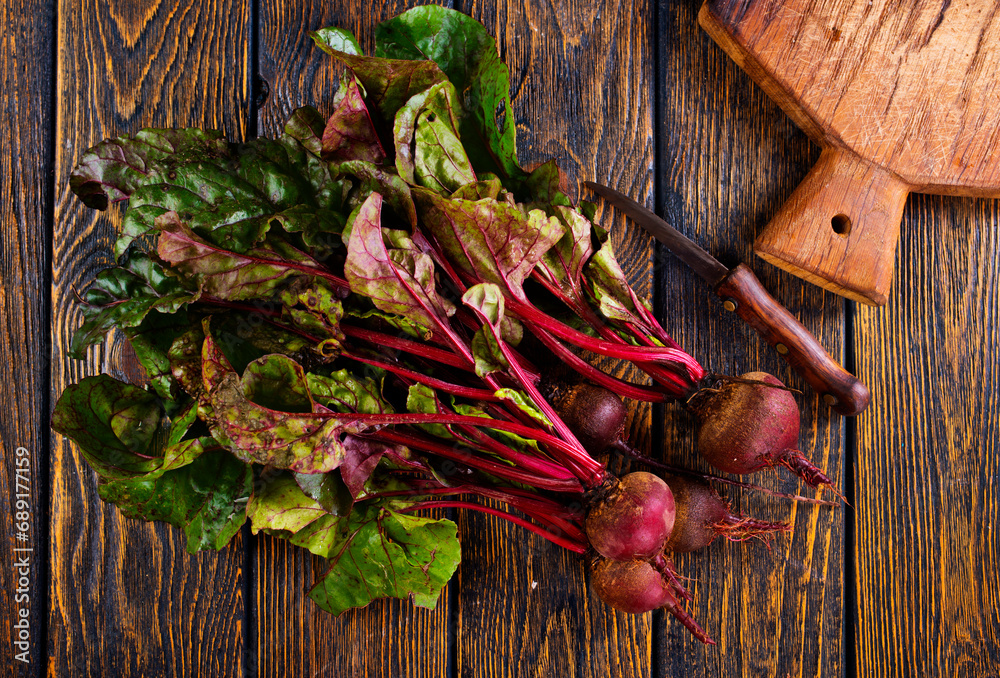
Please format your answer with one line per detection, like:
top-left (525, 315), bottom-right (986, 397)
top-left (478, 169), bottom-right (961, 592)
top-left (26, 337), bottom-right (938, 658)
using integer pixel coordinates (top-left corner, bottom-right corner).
top-left (584, 181), bottom-right (870, 416)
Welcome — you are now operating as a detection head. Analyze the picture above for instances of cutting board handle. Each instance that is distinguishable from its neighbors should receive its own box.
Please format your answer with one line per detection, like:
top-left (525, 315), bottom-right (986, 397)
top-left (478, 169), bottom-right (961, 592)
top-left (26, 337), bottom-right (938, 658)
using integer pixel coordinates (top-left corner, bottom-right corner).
top-left (754, 147), bottom-right (910, 306)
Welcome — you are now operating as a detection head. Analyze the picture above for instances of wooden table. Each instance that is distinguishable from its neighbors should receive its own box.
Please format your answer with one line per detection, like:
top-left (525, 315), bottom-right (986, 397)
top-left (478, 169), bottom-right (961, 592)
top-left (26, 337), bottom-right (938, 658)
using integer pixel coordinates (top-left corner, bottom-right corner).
top-left (3, 1), bottom-right (998, 676)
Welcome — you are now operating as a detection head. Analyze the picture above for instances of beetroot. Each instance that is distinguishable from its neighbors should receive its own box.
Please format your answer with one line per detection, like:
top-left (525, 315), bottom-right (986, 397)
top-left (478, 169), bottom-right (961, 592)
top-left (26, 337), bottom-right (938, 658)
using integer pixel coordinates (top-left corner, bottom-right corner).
top-left (691, 372), bottom-right (834, 487)
top-left (585, 472), bottom-right (675, 560)
top-left (665, 476), bottom-right (790, 552)
top-left (591, 558), bottom-right (715, 644)
top-left (546, 380), bottom-right (675, 470)
top-left (591, 557), bottom-right (676, 613)
top-left (548, 381), bottom-right (628, 454)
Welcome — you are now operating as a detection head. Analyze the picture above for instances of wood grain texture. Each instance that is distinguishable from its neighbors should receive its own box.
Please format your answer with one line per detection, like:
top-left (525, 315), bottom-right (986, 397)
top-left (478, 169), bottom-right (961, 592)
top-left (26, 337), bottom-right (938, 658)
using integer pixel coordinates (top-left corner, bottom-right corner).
top-left (456, 1), bottom-right (654, 676)
top-left (701, 0), bottom-right (1000, 306)
top-left (254, 3), bottom-right (453, 677)
top-left (700, 0), bottom-right (1000, 193)
top-left (854, 194), bottom-right (1000, 678)
top-left (0, 1), bottom-right (54, 673)
top-left (49, 2), bottom-right (250, 675)
top-left (656, 2), bottom-right (844, 675)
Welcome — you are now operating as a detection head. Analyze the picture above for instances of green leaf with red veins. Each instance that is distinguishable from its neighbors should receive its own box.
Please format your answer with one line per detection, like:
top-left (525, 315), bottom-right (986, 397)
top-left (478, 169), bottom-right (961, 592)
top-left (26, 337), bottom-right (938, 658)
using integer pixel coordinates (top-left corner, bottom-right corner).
top-left (335, 159), bottom-right (417, 227)
top-left (248, 472), bottom-right (329, 535)
top-left (173, 315), bottom-right (306, 409)
top-left (294, 471), bottom-right (353, 515)
top-left (156, 212), bottom-right (332, 301)
top-left (213, 313), bottom-right (315, 373)
top-left (70, 128), bottom-right (230, 210)
top-left (414, 105), bottom-right (477, 193)
top-left (201, 329), bottom-right (360, 474)
top-left (247, 448), bottom-right (461, 614)
top-left (69, 251), bottom-right (200, 358)
top-left (51, 375), bottom-right (165, 479)
top-left (122, 309), bottom-right (195, 406)
top-left (51, 373), bottom-right (250, 553)
top-left (449, 176), bottom-right (504, 201)
top-left (279, 108), bottom-right (352, 216)
top-left (394, 81), bottom-right (475, 193)
top-left (322, 75), bottom-right (386, 164)
top-left (414, 189), bottom-right (564, 301)
top-left (282, 106), bottom-right (326, 157)
top-left (344, 193), bottom-right (455, 338)
top-left (99, 449), bottom-right (252, 553)
top-left (72, 124), bottom-right (346, 258)
top-left (194, 318), bottom-right (244, 449)
top-left (209, 370), bottom-right (358, 473)
top-left (278, 279), bottom-right (346, 355)
top-left (394, 82), bottom-right (454, 183)
top-left (374, 6), bottom-right (526, 185)
top-left (309, 26), bottom-right (362, 56)
top-left (170, 323), bottom-right (208, 401)
top-left (462, 283), bottom-right (509, 377)
top-left (264, 204), bottom-right (347, 261)
top-left (241, 354), bottom-right (316, 414)
top-left (304, 504), bottom-right (460, 615)
top-left (462, 282), bottom-right (504, 325)
top-left (405, 383), bottom-right (498, 443)
top-left (306, 369), bottom-right (394, 415)
top-left (405, 383), bottom-right (454, 439)
top-left (246, 458), bottom-right (459, 615)
top-left (494, 388), bottom-right (553, 428)
top-left (536, 205), bottom-right (595, 300)
top-left (310, 28), bottom-right (447, 129)
top-left (121, 181), bottom-right (280, 257)
top-left (344, 304), bottom-right (433, 341)
top-left (524, 160), bottom-right (571, 207)
top-left (54, 379), bottom-right (203, 473)
top-left (470, 328), bottom-right (508, 378)
top-left (162, 400), bottom-right (200, 447)
top-left (585, 239), bottom-right (656, 330)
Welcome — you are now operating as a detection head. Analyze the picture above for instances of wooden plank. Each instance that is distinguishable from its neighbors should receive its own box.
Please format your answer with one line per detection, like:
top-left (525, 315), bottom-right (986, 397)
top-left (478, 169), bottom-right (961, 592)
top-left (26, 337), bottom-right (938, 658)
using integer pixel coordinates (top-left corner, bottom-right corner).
top-left (49, 2), bottom-right (251, 675)
top-left (456, 1), bottom-right (655, 675)
top-left (656, 3), bottom-right (844, 674)
top-left (854, 195), bottom-right (1000, 677)
top-left (0, 1), bottom-right (54, 673)
top-left (253, 3), bottom-right (453, 676)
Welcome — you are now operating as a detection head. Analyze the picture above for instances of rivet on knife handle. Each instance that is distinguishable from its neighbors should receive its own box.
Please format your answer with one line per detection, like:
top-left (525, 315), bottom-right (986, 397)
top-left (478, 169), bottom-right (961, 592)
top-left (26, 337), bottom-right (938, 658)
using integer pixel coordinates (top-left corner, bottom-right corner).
top-left (715, 264), bottom-right (870, 415)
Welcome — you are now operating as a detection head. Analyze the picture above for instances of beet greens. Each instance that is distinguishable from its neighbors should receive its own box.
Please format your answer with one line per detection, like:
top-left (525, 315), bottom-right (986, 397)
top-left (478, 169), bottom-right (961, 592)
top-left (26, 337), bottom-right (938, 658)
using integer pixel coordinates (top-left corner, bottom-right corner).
top-left (52, 5), bottom-right (832, 646)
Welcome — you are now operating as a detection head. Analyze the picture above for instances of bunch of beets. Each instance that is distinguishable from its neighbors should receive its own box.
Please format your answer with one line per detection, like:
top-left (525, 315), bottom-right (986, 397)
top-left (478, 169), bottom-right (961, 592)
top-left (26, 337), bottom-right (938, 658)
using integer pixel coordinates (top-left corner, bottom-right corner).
top-left (53, 7), bottom-right (835, 644)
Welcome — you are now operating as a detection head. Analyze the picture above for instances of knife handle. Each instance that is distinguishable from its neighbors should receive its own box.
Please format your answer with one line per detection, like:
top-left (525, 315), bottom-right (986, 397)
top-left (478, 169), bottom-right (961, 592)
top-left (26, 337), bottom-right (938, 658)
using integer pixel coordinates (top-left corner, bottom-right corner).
top-left (715, 264), bottom-right (870, 416)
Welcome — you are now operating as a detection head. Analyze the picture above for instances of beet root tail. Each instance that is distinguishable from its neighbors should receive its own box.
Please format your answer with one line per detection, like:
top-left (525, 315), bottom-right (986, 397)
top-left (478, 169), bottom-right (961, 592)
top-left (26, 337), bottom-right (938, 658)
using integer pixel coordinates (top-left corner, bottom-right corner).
top-left (775, 450), bottom-right (832, 487)
top-left (666, 603), bottom-right (716, 645)
top-left (652, 554), bottom-right (693, 601)
top-left (774, 450), bottom-right (849, 503)
top-left (714, 516), bottom-right (792, 544)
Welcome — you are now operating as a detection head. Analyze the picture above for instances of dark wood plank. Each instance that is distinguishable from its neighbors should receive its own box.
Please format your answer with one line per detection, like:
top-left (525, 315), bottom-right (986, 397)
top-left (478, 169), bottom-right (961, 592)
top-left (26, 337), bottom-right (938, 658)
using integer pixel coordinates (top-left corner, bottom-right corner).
top-left (49, 2), bottom-right (251, 675)
top-left (456, 1), bottom-right (655, 675)
top-left (0, 1), bottom-right (54, 673)
top-left (854, 194), bottom-right (1000, 678)
top-left (656, 3), bottom-right (844, 674)
top-left (253, 3), bottom-right (453, 676)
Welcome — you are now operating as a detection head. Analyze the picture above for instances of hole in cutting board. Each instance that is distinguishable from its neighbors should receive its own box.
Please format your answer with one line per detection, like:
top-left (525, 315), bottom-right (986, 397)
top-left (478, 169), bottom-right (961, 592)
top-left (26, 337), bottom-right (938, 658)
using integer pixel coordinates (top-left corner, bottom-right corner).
top-left (831, 214), bottom-right (852, 235)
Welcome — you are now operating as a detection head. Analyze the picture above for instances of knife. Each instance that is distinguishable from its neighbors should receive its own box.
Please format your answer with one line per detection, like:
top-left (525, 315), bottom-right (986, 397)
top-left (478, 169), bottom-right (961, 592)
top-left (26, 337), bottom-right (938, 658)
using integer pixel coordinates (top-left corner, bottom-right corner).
top-left (584, 181), bottom-right (870, 416)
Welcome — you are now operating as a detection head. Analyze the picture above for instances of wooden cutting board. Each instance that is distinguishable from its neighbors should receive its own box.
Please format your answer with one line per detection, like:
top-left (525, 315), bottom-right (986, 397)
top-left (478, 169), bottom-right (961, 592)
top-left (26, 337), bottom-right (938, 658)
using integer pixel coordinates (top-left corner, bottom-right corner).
top-left (699, 0), bottom-right (1000, 306)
